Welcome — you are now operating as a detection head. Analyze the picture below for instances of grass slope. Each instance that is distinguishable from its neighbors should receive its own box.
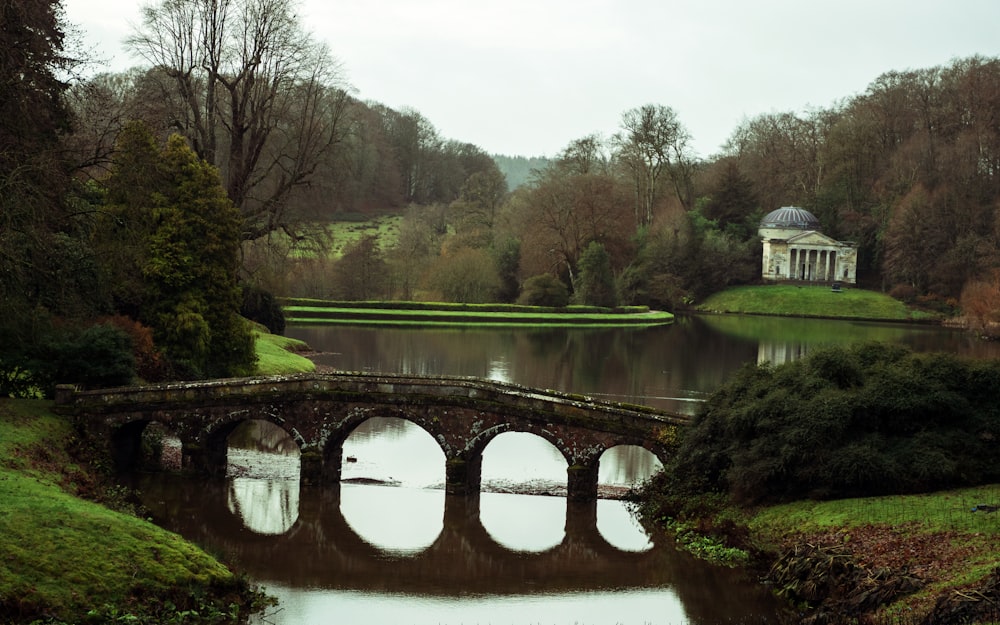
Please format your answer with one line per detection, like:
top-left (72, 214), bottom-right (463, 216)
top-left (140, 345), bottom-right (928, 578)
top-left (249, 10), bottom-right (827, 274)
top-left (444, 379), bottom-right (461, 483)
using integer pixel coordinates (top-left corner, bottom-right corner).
top-left (749, 485), bottom-right (1000, 618)
top-left (253, 330), bottom-right (315, 375)
top-left (696, 285), bottom-right (939, 321)
top-left (0, 400), bottom-right (253, 622)
top-left (285, 215), bottom-right (403, 260)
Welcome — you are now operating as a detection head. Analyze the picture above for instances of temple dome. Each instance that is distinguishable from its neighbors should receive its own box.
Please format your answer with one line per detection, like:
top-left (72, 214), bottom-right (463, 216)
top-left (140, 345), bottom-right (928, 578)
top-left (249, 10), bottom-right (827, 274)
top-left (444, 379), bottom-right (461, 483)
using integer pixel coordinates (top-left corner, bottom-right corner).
top-left (759, 206), bottom-right (821, 230)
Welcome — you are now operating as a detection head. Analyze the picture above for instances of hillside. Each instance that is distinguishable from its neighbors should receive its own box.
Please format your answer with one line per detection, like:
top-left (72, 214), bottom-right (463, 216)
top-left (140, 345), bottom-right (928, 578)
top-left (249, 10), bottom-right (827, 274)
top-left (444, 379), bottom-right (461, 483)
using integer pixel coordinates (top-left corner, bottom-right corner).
top-left (492, 154), bottom-right (551, 190)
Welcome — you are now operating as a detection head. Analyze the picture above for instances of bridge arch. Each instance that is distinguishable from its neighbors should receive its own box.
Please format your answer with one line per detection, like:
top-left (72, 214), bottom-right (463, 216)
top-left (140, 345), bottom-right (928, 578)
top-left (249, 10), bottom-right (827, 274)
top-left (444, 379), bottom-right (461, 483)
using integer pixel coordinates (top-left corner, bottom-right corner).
top-left (597, 444), bottom-right (665, 489)
top-left (318, 408), bottom-right (447, 484)
top-left (194, 414), bottom-right (304, 477)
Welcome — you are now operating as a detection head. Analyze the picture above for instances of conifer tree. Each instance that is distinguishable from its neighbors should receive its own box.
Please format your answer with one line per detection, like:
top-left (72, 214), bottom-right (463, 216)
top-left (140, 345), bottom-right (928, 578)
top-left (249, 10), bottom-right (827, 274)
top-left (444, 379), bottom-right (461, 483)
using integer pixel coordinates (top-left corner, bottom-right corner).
top-left (101, 126), bottom-right (255, 379)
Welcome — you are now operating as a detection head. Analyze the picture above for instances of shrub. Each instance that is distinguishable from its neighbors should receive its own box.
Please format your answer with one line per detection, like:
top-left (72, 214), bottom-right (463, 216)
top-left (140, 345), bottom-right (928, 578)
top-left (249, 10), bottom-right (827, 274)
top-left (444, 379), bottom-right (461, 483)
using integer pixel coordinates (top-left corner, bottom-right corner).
top-left (426, 247), bottom-right (501, 303)
top-left (33, 323), bottom-right (137, 395)
top-left (241, 285), bottom-right (286, 335)
top-left (889, 283), bottom-right (917, 303)
top-left (517, 274), bottom-right (570, 307)
top-left (100, 315), bottom-right (167, 382)
top-left (657, 342), bottom-right (1000, 506)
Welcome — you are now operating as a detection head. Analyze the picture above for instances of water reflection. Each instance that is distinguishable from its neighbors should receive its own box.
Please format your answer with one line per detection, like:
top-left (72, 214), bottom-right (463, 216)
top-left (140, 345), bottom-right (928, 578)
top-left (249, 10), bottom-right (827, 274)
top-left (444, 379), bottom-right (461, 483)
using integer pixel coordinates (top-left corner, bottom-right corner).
top-left (136, 470), bottom-right (783, 624)
top-left (598, 499), bottom-right (654, 552)
top-left (257, 585), bottom-right (691, 625)
top-left (135, 316), bottom-right (993, 624)
top-left (487, 355), bottom-right (512, 382)
top-left (342, 417), bottom-right (444, 488)
top-left (226, 422), bottom-right (301, 535)
top-left (480, 491), bottom-right (565, 552)
top-left (340, 485), bottom-right (443, 555)
top-left (291, 315), bottom-right (1000, 415)
top-left (141, 474), bottom-right (673, 586)
top-left (599, 445), bottom-right (664, 488)
top-left (227, 473), bottom-right (299, 535)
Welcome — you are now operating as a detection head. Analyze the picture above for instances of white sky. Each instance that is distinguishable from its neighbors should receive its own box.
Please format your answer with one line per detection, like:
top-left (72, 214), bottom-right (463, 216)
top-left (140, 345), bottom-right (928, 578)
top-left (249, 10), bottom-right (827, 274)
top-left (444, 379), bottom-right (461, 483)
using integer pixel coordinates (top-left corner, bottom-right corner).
top-left (62, 0), bottom-right (1000, 158)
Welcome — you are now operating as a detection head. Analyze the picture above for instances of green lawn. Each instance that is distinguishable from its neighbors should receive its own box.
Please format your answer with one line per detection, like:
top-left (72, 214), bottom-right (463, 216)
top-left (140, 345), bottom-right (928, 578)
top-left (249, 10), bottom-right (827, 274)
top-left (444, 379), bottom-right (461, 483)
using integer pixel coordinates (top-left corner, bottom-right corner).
top-left (253, 330), bottom-right (315, 375)
top-left (283, 304), bottom-right (674, 327)
top-left (696, 285), bottom-right (939, 321)
top-left (0, 400), bottom-right (258, 622)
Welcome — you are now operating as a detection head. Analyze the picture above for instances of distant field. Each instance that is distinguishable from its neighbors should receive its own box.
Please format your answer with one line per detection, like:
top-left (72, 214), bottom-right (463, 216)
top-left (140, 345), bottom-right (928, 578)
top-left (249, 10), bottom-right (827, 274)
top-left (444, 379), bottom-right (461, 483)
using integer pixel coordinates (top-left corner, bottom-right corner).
top-left (284, 214), bottom-right (403, 259)
top-left (326, 215), bottom-right (402, 258)
top-left (695, 285), bottom-right (940, 321)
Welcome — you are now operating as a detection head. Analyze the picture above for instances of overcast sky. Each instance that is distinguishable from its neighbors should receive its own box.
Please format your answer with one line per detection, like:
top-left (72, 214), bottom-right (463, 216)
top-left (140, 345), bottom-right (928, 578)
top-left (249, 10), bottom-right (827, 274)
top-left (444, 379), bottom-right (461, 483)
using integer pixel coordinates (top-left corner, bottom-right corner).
top-left (62, 0), bottom-right (1000, 158)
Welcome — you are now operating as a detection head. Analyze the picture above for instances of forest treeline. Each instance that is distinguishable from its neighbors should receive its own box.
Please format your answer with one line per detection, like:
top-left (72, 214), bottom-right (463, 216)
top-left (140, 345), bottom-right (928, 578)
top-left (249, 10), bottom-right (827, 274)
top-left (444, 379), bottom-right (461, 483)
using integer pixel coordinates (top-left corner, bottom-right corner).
top-left (3, 0), bottom-right (1000, 391)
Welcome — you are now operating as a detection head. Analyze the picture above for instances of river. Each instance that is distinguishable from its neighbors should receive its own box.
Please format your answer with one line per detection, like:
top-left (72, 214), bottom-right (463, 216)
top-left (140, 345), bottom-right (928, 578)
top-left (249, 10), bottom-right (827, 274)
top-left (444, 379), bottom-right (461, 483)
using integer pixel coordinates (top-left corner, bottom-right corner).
top-left (135, 314), bottom-right (999, 625)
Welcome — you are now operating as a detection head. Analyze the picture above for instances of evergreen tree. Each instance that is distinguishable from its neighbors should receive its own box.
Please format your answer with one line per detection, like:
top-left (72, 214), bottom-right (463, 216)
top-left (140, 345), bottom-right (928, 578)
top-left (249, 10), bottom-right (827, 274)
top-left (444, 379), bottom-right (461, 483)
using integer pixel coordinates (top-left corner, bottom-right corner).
top-left (101, 128), bottom-right (255, 379)
top-left (0, 0), bottom-right (77, 325)
top-left (575, 242), bottom-right (617, 307)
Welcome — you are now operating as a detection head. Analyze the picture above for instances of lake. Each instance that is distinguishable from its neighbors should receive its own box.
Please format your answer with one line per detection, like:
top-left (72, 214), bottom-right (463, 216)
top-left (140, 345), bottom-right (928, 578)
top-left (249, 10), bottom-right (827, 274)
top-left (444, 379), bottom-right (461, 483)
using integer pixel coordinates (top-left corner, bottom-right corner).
top-left (135, 314), bottom-right (997, 624)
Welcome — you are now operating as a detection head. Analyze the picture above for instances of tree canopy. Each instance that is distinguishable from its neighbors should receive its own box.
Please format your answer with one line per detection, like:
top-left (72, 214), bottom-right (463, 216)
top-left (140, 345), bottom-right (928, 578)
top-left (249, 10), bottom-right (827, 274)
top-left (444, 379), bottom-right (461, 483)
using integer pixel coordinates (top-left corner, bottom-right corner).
top-left (99, 125), bottom-right (255, 378)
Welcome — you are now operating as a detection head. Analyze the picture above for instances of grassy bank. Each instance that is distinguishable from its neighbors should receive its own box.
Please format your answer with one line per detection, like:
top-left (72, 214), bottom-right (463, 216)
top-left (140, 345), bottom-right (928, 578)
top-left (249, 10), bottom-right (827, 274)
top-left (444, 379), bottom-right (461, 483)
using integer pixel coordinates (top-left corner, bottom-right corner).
top-left (253, 329), bottom-right (315, 375)
top-left (695, 285), bottom-right (940, 321)
top-left (282, 299), bottom-right (674, 327)
top-left (0, 400), bottom-right (267, 623)
top-left (747, 485), bottom-right (1000, 621)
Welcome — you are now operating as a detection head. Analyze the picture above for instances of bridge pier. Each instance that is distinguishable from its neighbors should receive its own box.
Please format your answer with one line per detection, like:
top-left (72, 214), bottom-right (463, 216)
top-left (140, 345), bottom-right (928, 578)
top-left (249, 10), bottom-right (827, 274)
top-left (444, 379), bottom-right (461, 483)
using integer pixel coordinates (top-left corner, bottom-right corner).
top-left (566, 464), bottom-right (599, 502)
top-left (300, 450), bottom-right (327, 486)
top-left (564, 499), bottom-right (599, 537)
top-left (445, 456), bottom-right (483, 496)
top-left (181, 440), bottom-right (228, 477)
top-left (443, 491), bottom-right (481, 529)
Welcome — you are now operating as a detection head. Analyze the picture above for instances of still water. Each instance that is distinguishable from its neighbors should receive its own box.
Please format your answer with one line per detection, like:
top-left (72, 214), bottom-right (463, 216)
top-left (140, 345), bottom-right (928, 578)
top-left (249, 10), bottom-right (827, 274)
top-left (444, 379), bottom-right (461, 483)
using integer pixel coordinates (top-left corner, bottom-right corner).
top-left (137, 314), bottom-right (998, 625)
top-left (291, 314), bottom-right (1000, 414)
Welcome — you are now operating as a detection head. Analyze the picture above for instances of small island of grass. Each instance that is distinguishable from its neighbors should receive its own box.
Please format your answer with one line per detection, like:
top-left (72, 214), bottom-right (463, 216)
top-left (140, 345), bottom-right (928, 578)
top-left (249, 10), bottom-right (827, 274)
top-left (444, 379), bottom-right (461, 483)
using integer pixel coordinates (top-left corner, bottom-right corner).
top-left (694, 284), bottom-right (940, 322)
top-left (282, 299), bottom-right (674, 327)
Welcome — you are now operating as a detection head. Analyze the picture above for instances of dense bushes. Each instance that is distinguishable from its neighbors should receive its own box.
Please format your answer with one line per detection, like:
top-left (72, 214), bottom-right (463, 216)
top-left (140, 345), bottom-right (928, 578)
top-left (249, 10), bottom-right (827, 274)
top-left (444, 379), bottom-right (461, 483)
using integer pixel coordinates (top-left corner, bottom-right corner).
top-left (0, 323), bottom-right (137, 398)
top-left (241, 285), bottom-right (286, 335)
top-left (517, 274), bottom-right (571, 307)
top-left (653, 342), bottom-right (1000, 506)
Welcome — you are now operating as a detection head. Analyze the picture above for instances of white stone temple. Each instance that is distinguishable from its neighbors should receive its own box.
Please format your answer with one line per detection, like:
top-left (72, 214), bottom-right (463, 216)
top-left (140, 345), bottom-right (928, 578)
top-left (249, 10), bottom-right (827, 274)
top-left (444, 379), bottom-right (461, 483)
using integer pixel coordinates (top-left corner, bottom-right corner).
top-left (758, 206), bottom-right (857, 284)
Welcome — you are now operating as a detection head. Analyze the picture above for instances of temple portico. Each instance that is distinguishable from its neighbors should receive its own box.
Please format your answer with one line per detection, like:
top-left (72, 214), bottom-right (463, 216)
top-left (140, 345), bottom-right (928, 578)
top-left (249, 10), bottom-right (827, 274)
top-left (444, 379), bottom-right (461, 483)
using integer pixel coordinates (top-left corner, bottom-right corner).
top-left (759, 207), bottom-right (857, 284)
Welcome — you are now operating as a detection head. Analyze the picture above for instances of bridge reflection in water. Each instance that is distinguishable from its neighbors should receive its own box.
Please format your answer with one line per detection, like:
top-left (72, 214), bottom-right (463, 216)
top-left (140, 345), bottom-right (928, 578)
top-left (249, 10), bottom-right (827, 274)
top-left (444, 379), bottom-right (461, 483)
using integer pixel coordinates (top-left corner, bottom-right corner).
top-left (137, 432), bottom-right (788, 625)
top-left (140, 473), bottom-right (663, 593)
top-left (135, 474), bottom-right (782, 625)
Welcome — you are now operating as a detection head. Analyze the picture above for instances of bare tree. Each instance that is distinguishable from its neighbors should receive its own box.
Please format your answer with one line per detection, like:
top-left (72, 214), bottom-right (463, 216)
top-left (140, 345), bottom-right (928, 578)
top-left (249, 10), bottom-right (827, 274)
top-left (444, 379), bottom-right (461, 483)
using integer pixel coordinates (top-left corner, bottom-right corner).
top-left (127, 0), bottom-right (351, 240)
top-left (556, 133), bottom-right (611, 175)
top-left (518, 162), bottom-right (632, 287)
top-left (614, 104), bottom-right (695, 227)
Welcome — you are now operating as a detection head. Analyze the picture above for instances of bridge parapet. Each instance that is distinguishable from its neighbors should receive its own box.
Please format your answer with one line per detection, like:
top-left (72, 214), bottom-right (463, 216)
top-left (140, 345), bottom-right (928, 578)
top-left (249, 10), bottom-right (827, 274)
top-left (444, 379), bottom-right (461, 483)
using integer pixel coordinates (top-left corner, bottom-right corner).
top-left (57, 373), bottom-right (689, 501)
top-left (56, 372), bottom-right (689, 425)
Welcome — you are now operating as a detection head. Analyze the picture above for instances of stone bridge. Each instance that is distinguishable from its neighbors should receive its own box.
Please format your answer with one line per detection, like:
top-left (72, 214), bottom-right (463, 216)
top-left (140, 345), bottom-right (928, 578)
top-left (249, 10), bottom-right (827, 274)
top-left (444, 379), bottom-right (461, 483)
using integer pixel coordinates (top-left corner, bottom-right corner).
top-left (55, 372), bottom-right (689, 501)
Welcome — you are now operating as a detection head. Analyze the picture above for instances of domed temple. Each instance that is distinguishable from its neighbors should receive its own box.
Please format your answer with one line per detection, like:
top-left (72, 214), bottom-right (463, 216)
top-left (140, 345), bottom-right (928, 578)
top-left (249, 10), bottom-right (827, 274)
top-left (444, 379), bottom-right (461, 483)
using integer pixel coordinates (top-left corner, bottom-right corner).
top-left (758, 206), bottom-right (857, 284)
